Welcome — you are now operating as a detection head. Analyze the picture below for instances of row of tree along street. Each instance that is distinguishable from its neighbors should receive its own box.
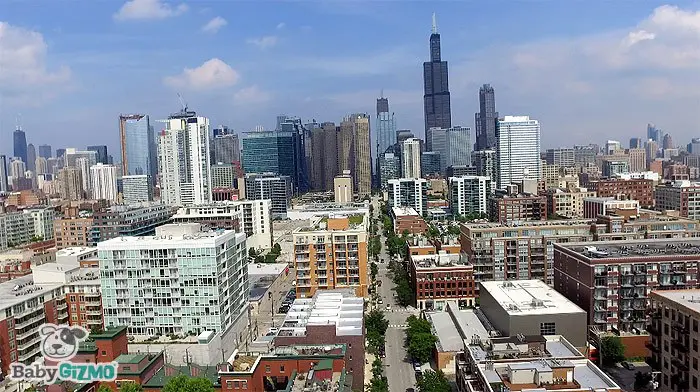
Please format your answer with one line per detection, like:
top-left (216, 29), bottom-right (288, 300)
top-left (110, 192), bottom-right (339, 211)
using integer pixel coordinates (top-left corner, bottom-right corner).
top-left (404, 315), bottom-right (451, 392)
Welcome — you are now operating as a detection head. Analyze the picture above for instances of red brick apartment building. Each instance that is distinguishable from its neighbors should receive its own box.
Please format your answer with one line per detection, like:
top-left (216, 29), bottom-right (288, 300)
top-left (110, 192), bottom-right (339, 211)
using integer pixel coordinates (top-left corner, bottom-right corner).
top-left (588, 178), bottom-right (655, 208)
top-left (489, 194), bottom-right (548, 224)
top-left (409, 251), bottom-right (475, 310)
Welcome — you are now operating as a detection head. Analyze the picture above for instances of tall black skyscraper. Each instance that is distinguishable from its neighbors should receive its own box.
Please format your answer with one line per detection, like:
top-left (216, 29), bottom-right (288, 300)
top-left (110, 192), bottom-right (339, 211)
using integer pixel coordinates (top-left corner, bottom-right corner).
top-left (13, 128), bottom-right (27, 163)
top-left (423, 13), bottom-right (451, 151)
top-left (87, 145), bottom-right (109, 164)
top-left (474, 84), bottom-right (498, 151)
top-left (38, 144), bottom-right (52, 159)
top-left (0, 155), bottom-right (8, 193)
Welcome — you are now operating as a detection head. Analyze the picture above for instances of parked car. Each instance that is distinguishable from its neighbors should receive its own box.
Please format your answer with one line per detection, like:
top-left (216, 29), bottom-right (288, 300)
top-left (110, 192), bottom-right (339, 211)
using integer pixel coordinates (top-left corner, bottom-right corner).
top-left (621, 361), bottom-right (635, 370)
top-left (378, 298), bottom-right (383, 304)
top-left (386, 304), bottom-right (391, 311)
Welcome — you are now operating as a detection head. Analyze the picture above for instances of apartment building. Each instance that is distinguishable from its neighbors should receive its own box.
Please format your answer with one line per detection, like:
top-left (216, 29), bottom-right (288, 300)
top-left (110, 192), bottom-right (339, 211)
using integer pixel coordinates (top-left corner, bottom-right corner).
top-left (449, 176), bottom-right (491, 217)
top-left (648, 289), bottom-right (700, 391)
top-left (489, 193), bottom-right (547, 224)
top-left (387, 178), bottom-right (428, 216)
top-left (409, 251), bottom-right (475, 310)
top-left (54, 217), bottom-right (93, 248)
top-left (274, 291), bottom-right (364, 390)
top-left (90, 203), bottom-right (176, 244)
top-left (293, 214), bottom-right (368, 298)
top-left (655, 181), bottom-right (700, 220)
top-left (546, 186), bottom-right (596, 218)
top-left (0, 208), bottom-right (56, 250)
top-left (243, 173), bottom-right (293, 217)
top-left (588, 178), bottom-right (654, 208)
top-left (391, 206), bottom-right (428, 235)
top-left (98, 223), bottom-right (249, 338)
top-left (553, 239), bottom-right (700, 335)
top-left (171, 200), bottom-right (273, 250)
top-left (583, 197), bottom-right (640, 219)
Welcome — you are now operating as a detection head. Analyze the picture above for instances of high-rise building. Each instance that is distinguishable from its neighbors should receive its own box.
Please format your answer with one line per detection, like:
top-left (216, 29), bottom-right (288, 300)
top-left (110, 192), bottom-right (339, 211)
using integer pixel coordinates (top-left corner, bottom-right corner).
top-left (645, 139), bottom-right (659, 163)
top-left (64, 148), bottom-right (97, 168)
top-left (35, 157), bottom-right (48, 175)
top-left (87, 145), bottom-right (109, 164)
top-left (401, 138), bottom-right (422, 179)
top-left (376, 96), bottom-right (396, 177)
top-left (334, 171), bottom-right (353, 204)
top-left (379, 147), bottom-right (401, 190)
top-left (662, 133), bottom-right (674, 149)
top-left (545, 148), bottom-right (575, 167)
top-left (56, 167), bottom-right (84, 200)
top-left (243, 173), bottom-right (292, 217)
top-left (397, 129), bottom-right (415, 144)
top-left (241, 120), bottom-right (308, 194)
top-left (421, 151), bottom-right (441, 176)
top-left (99, 223), bottom-right (249, 337)
top-left (75, 157), bottom-right (91, 196)
top-left (211, 127), bottom-right (240, 164)
top-left (0, 155), bottom-right (8, 193)
top-left (573, 145), bottom-right (597, 166)
top-left (387, 178), bottom-right (428, 216)
top-left (496, 116), bottom-right (541, 188)
top-left (322, 122), bottom-right (339, 191)
top-left (471, 150), bottom-right (497, 193)
top-left (56, 148), bottom-right (66, 159)
top-left (449, 176), bottom-right (491, 216)
top-left (629, 137), bottom-right (643, 149)
top-left (38, 144), bottom-right (52, 159)
top-left (338, 114), bottom-right (371, 196)
top-left (423, 14), bottom-right (451, 150)
top-left (474, 84), bottom-right (498, 151)
top-left (628, 148), bottom-right (647, 172)
top-left (158, 108), bottom-right (212, 206)
top-left (90, 163), bottom-right (118, 202)
top-left (446, 126), bottom-right (471, 168)
top-left (13, 128), bottom-right (27, 164)
top-left (122, 175), bottom-right (152, 205)
top-left (26, 143), bottom-right (36, 172)
top-left (647, 123), bottom-right (662, 143)
top-left (9, 158), bottom-right (26, 179)
top-left (119, 114), bottom-right (156, 185)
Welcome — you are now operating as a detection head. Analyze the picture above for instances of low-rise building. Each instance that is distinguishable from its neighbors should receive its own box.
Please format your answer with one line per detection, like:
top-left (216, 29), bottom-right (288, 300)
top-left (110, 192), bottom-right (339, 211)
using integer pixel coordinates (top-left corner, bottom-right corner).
top-left (391, 206), bottom-right (428, 235)
top-left (410, 252), bottom-right (475, 310)
top-left (583, 196), bottom-right (640, 219)
top-left (489, 193), bottom-right (547, 224)
top-left (588, 178), bottom-right (654, 208)
top-left (479, 280), bottom-right (588, 348)
top-left (248, 263), bottom-right (289, 316)
top-left (53, 217), bottom-right (93, 248)
top-left (0, 208), bottom-right (56, 250)
top-left (656, 181), bottom-right (700, 220)
top-left (546, 186), bottom-right (596, 218)
top-left (274, 291), bottom-right (364, 391)
top-left (56, 246), bottom-right (99, 267)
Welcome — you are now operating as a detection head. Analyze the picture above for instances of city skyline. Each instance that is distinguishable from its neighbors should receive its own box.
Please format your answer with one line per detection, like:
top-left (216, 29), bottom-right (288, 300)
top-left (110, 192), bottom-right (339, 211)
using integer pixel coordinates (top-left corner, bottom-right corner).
top-left (1, 1), bottom-right (699, 157)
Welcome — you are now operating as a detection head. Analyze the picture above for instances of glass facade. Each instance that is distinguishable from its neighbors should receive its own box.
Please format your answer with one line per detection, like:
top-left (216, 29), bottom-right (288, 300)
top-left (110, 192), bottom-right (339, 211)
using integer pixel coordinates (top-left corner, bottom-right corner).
top-left (119, 114), bottom-right (155, 183)
top-left (241, 127), bottom-right (307, 194)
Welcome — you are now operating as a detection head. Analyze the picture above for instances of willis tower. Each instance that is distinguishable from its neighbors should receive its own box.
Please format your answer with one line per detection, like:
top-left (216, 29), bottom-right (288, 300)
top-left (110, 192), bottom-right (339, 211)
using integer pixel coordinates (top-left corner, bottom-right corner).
top-left (423, 13), bottom-right (451, 151)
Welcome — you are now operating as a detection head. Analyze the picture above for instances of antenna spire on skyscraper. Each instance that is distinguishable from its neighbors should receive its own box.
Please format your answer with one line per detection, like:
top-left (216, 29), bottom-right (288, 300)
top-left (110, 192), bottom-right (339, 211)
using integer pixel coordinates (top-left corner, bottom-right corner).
top-left (432, 12), bottom-right (437, 34)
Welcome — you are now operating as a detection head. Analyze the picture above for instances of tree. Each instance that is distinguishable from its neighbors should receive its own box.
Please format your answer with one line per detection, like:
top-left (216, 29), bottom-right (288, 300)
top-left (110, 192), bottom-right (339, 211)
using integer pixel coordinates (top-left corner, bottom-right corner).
top-left (97, 385), bottom-right (115, 392)
top-left (427, 225), bottom-right (440, 239)
top-left (634, 371), bottom-right (653, 389)
top-left (366, 376), bottom-right (389, 392)
top-left (371, 357), bottom-right (384, 379)
top-left (600, 336), bottom-right (626, 367)
top-left (248, 248), bottom-right (257, 258)
top-left (417, 370), bottom-right (451, 392)
top-left (408, 332), bottom-right (437, 363)
top-left (163, 375), bottom-right (214, 392)
top-left (370, 262), bottom-right (378, 281)
top-left (406, 315), bottom-right (431, 342)
top-left (446, 225), bottom-right (461, 236)
top-left (272, 243), bottom-right (282, 254)
top-left (119, 383), bottom-right (144, 392)
top-left (365, 309), bottom-right (389, 335)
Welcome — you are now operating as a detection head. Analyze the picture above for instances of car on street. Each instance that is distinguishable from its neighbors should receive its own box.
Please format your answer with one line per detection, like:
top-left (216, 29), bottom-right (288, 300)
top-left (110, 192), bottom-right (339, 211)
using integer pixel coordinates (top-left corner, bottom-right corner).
top-left (621, 361), bottom-right (635, 370)
top-left (378, 298), bottom-right (383, 304)
top-left (386, 304), bottom-right (391, 311)
top-left (406, 389), bottom-right (415, 392)
top-left (278, 304), bottom-right (290, 313)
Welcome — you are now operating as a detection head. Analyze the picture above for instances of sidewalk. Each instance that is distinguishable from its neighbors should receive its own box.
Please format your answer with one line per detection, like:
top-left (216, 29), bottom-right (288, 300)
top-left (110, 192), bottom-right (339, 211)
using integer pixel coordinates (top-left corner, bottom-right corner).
top-left (364, 352), bottom-right (376, 386)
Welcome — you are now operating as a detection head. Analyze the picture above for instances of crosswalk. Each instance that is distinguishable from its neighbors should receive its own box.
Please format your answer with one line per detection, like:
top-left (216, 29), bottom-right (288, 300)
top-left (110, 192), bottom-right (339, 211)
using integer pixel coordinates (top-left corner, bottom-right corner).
top-left (388, 324), bottom-right (408, 329)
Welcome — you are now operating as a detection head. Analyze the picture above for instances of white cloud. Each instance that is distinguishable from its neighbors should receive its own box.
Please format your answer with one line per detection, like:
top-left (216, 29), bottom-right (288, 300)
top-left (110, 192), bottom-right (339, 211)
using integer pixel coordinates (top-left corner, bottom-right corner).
top-left (201, 16), bottom-right (227, 34)
top-left (0, 22), bottom-right (71, 105)
top-left (114, 0), bottom-right (188, 21)
top-left (624, 30), bottom-right (656, 47)
top-left (234, 85), bottom-right (272, 105)
top-left (246, 36), bottom-right (278, 50)
top-left (164, 58), bottom-right (240, 90)
top-left (276, 22), bottom-right (286, 30)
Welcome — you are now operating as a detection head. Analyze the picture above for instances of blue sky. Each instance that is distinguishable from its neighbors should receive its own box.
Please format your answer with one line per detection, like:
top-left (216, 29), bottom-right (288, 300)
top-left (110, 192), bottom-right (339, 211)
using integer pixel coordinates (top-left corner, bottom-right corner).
top-left (1, 0), bottom-right (699, 158)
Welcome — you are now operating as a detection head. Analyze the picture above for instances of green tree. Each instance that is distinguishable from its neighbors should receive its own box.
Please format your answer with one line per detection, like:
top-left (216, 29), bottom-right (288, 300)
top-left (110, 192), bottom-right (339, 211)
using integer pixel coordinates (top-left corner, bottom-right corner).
top-left (371, 357), bottom-right (384, 380)
top-left (272, 243), bottom-right (282, 254)
top-left (370, 262), bottom-right (378, 281)
top-left (394, 279), bottom-right (413, 307)
top-left (427, 225), bottom-right (440, 239)
top-left (163, 375), bottom-right (215, 392)
top-left (97, 385), bottom-right (115, 392)
top-left (446, 225), bottom-right (461, 236)
top-left (248, 248), bottom-right (257, 258)
top-left (417, 370), bottom-right (451, 392)
top-left (119, 383), bottom-right (144, 392)
top-left (600, 336), bottom-right (626, 367)
top-left (408, 332), bottom-right (438, 363)
top-left (406, 315), bottom-right (432, 342)
top-left (366, 376), bottom-right (389, 392)
top-left (365, 309), bottom-right (389, 335)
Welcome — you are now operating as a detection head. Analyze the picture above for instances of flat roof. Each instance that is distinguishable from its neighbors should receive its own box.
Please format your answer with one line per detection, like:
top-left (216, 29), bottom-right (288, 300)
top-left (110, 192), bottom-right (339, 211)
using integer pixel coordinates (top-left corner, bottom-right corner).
top-left (427, 309), bottom-right (488, 352)
top-left (479, 359), bottom-right (618, 390)
top-left (556, 238), bottom-right (700, 260)
top-left (278, 291), bottom-right (363, 337)
top-left (651, 289), bottom-right (700, 315)
top-left (97, 228), bottom-right (244, 250)
top-left (115, 353), bottom-right (148, 364)
top-left (480, 280), bottom-right (585, 316)
top-left (0, 275), bottom-right (62, 311)
top-left (411, 253), bottom-right (471, 270)
top-left (248, 263), bottom-right (287, 277)
top-left (392, 206), bottom-right (419, 217)
top-left (56, 247), bottom-right (97, 257)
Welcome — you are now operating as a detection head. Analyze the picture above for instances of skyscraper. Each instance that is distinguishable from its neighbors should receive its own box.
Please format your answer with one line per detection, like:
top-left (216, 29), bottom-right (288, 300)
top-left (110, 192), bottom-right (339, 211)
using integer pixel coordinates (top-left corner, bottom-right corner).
top-left (379, 147), bottom-right (401, 190)
top-left (423, 13), bottom-right (451, 151)
top-left (90, 163), bottom-right (118, 202)
top-left (647, 123), bottom-right (662, 144)
top-left (401, 138), bottom-right (422, 179)
top-left (158, 108), bottom-right (212, 206)
top-left (446, 126), bottom-right (472, 168)
top-left (496, 116), bottom-right (541, 188)
top-left (0, 155), bottom-right (8, 193)
top-left (87, 145), bottom-right (109, 164)
top-left (338, 114), bottom-right (371, 196)
top-left (662, 133), bottom-right (674, 150)
top-left (26, 144), bottom-right (36, 172)
top-left (119, 114), bottom-right (156, 185)
top-left (38, 144), bottom-right (52, 159)
top-left (13, 128), bottom-right (27, 164)
top-left (629, 138), bottom-right (643, 149)
top-left (322, 122), bottom-right (340, 190)
top-left (475, 84), bottom-right (498, 151)
top-left (75, 157), bottom-right (91, 196)
top-left (211, 126), bottom-right (240, 164)
top-left (376, 96), bottom-right (396, 180)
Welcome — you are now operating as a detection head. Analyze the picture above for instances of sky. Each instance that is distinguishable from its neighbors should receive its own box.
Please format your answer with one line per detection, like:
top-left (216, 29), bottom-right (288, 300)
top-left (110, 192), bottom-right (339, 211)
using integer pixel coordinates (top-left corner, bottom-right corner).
top-left (1, 0), bottom-right (700, 159)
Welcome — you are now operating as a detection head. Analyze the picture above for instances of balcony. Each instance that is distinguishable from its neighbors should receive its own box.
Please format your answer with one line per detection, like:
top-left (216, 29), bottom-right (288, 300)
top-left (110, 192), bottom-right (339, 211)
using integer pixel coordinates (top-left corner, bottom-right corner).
top-left (672, 340), bottom-right (689, 353)
top-left (672, 322), bottom-right (689, 334)
top-left (672, 357), bottom-right (689, 372)
top-left (645, 341), bottom-right (660, 352)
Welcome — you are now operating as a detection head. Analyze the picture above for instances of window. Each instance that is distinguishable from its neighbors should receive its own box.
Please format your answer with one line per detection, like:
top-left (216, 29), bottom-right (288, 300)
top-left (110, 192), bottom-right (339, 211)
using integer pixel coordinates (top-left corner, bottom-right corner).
top-left (694, 357), bottom-right (698, 371)
top-left (540, 322), bottom-right (556, 335)
top-left (265, 365), bottom-right (271, 373)
top-left (694, 339), bottom-right (698, 352)
top-left (101, 351), bottom-right (107, 356)
top-left (694, 319), bottom-right (698, 332)
top-left (694, 376), bottom-right (698, 389)
top-left (225, 380), bottom-right (233, 389)
top-left (241, 381), bottom-right (248, 389)
top-left (280, 365), bottom-right (285, 372)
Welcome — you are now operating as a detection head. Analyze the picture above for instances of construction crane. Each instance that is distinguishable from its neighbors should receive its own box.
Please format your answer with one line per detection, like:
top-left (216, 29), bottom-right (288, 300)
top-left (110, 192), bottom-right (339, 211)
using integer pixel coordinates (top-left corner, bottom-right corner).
top-left (177, 93), bottom-right (188, 112)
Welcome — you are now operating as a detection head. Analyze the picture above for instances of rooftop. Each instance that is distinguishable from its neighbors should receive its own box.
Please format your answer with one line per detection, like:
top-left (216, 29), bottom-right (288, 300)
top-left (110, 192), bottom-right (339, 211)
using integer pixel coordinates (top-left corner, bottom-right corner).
top-left (0, 274), bottom-right (62, 311)
top-left (98, 224), bottom-right (244, 249)
top-left (651, 289), bottom-right (700, 315)
top-left (278, 291), bottom-right (363, 337)
top-left (392, 206), bottom-right (419, 217)
top-left (55, 247), bottom-right (97, 258)
top-left (462, 219), bottom-right (594, 230)
top-left (144, 363), bottom-right (219, 388)
top-left (116, 353), bottom-right (148, 364)
top-left (480, 280), bottom-right (586, 316)
top-left (427, 307), bottom-right (489, 352)
top-left (556, 238), bottom-right (700, 260)
top-left (411, 252), bottom-right (471, 270)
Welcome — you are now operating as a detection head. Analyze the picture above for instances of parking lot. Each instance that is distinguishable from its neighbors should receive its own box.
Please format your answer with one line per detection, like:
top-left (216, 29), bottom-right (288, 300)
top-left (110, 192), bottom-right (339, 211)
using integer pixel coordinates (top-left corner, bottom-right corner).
top-left (604, 361), bottom-right (652, 391)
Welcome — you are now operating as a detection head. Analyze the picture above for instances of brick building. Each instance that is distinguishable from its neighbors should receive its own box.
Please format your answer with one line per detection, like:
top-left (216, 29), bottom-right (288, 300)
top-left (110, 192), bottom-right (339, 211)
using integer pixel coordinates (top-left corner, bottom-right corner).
top-left (588, 178), bottom-right (654, 208)
top-left (409, 251), bottom-right (475, 310)
top-left (489, 193), bottom-right (547, 224)
top-left (392, 206), bottom-right (428, 235)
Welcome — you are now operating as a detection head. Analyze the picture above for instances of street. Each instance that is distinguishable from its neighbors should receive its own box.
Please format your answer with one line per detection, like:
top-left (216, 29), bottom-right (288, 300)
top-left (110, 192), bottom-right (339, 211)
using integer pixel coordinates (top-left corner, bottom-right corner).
top-left (370, 196), bottom-right (420, 391)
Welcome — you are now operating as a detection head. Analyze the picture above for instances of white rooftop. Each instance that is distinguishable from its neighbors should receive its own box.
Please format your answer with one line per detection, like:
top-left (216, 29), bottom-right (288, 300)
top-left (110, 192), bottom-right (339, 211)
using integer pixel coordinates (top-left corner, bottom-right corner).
top-left (411, 252), bottom-right (470, 269)
top-left (651, 289), bottom-right (700, 315)
top-left (278, 291), bottom-right (364, 337)
top-left (480, 280), bottom-right (586, 316)
top-left (0, 275), bottom-right (62, 311)
top-left (392, 206), bottom-right (419, 217)
top-left (56, 247), bottom-right (97, 257)
top-left (248, 263), bottom-right (287, 277)
top-left (97, 224), bottom-right (244, 250)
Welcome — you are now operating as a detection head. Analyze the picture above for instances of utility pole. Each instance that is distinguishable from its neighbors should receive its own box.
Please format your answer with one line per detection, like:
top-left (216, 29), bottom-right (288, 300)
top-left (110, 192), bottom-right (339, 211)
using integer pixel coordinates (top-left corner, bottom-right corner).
top-left (269, 291), bottom-right (275, 327)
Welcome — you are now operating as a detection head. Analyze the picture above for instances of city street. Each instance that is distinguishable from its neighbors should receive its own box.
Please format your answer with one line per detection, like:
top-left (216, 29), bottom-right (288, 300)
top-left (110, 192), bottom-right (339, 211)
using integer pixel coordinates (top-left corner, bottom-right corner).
top-left (370, 196), bottom-right (420, 391)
